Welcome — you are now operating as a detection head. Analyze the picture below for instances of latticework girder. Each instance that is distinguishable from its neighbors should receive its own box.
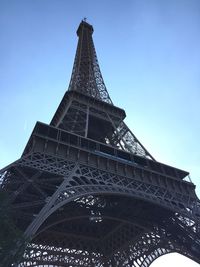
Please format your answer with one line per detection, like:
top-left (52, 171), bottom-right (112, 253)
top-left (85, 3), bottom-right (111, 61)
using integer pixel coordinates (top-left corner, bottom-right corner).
top-left (1, 150), bottom-right (200, 266)
top-left (1, 20), bottom-right (200, 267)
top-left (68, 21), bottom-right (112, 104)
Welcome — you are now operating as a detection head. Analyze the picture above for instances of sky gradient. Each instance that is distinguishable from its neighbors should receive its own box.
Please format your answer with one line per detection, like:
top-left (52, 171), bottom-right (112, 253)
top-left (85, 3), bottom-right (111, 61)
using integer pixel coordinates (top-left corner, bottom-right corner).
top-left (0, 1), bottom-right (200, 266)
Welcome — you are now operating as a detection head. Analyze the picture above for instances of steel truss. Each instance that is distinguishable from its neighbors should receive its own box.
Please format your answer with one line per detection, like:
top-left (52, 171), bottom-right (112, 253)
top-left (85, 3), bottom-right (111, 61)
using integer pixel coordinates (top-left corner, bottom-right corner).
top-left (50, 90), bottom-right (154, 159)
top-left (68, 21), bottom-right (112, 104)
top-left (1, 150), bottom-right (200, 266)
top-left (1, 20), bottom-right (200, 267)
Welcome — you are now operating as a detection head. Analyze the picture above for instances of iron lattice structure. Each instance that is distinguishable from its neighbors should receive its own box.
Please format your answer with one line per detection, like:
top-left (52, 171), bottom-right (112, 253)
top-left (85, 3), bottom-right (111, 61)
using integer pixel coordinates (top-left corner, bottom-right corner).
top-left (1, 21), bottom-right (200, 267)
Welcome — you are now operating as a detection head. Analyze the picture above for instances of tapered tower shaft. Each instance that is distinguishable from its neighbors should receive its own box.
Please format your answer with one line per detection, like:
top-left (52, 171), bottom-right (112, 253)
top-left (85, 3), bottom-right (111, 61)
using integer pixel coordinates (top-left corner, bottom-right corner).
top-left (0, 20), bottom-right (200, 267)
top-left (69, 21), bottom-right (112, 104)
top-left (50, 20), bottom-right (155, 159)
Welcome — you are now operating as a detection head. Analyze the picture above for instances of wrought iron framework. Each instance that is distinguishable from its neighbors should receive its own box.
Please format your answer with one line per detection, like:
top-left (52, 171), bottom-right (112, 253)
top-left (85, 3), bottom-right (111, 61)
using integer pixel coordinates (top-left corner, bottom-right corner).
top-left (0, 20), bottom-right (200, 267)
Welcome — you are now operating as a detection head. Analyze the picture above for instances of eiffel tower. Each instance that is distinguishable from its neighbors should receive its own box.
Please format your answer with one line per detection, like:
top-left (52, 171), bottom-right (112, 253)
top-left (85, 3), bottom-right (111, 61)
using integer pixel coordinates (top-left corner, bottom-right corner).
top-left (1, 20), bottom-right (200, 267)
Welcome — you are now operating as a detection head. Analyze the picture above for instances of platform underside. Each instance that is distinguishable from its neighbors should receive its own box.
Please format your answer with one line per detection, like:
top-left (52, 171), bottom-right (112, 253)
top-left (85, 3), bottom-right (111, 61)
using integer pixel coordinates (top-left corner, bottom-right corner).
top-left (1, 153), bottom-right (200, 266)
top-left (17, 195), bottom-right (200, 266)
top-left (31, 195), bottom-right (172, 253)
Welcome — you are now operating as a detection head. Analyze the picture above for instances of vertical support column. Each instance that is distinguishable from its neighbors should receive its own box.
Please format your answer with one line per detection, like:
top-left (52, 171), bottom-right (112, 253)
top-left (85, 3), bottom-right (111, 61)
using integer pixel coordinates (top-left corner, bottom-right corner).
top-left (85, 106), bottom-right (90, 138)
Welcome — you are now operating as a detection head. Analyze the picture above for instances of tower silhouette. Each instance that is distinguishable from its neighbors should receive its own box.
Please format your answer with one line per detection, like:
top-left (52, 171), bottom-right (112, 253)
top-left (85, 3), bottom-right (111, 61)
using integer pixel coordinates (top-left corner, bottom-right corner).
top-left (1, 20), bottom-right (200, 267)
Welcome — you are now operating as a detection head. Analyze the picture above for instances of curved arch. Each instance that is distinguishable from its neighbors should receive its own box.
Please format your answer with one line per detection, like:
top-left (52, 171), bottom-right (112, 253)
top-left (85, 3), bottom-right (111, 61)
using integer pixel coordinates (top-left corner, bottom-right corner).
top-left (24, 187), bottom-right (168, 238)
top-left (20, 174), bottom-right (200, 267)
top-left (45, 181), bottom-right (198, 224)
top-left (21, 214), bottom-right (200, 267)
top-left (19, 153), bottom-right (199, 223)
top-left (24, 182), bottom-right (197, 240)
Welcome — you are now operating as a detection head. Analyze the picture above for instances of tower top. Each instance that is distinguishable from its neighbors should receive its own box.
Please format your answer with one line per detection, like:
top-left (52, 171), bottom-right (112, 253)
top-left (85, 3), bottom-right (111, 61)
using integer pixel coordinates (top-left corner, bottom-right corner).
top-left (68, 20), bottom-right (112, 104)
top-left (76, 20), bottom-right (94, 36)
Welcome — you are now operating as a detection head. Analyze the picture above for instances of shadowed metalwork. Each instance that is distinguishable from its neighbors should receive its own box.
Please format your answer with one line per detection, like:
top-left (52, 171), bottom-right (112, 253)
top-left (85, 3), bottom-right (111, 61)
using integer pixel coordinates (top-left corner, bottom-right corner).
top-left (0, 20), bottom-right (200, 267)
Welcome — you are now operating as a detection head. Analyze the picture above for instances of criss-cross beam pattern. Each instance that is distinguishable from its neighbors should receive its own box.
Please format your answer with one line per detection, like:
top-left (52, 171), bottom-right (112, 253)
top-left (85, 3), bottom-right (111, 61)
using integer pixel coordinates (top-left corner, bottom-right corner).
top-left (0, 150), bottom-right (200, 266)
top-left (50, 20), bottom-right (154, 160)
top-left (68, 20), bottom-right (112, 104)
top-left (1, 20), bottom-right (200, 267)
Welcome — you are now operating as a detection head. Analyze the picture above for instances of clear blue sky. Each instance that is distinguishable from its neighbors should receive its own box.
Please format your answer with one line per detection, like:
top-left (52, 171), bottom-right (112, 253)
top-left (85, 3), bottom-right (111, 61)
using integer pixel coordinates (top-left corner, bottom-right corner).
top-left (0, 1), bottom-right (200, 266)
